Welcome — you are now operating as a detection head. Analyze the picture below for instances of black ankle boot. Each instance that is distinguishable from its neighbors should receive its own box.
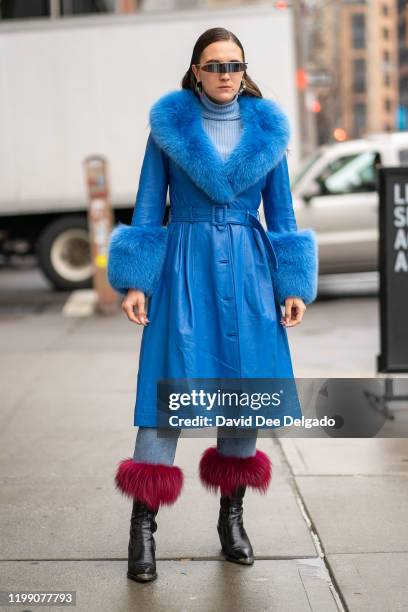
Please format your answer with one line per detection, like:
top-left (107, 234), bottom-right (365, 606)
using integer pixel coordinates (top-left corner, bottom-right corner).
top-left (217, 485), bottom-right (254, 565)
top-left (127, 499), bottom-right (158, 582)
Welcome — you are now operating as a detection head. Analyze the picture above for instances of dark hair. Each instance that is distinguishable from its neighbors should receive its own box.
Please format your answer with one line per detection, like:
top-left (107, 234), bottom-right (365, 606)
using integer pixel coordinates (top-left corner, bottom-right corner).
top-left (181, 27), bottom-right (262, 98)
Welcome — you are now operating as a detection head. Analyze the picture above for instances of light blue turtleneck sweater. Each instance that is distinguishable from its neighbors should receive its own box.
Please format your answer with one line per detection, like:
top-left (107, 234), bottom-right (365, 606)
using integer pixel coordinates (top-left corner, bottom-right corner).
top-left (199, 90), bottom-right (243, 161)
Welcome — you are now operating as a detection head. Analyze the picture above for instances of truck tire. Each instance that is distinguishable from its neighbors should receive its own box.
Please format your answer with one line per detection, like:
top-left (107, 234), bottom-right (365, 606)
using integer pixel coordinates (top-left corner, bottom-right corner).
top-left (36, 216), bottom-right (93, 291)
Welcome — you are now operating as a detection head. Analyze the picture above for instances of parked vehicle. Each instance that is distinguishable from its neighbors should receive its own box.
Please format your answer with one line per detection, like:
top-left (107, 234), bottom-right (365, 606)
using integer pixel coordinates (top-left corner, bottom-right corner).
top-left (282, 132), bottom-right (408, 274)
top-left (0, 5), bottom-right (299, 290)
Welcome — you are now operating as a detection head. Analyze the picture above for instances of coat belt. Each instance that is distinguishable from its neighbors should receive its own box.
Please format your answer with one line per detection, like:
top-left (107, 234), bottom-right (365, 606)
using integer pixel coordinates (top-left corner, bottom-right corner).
top-left (169, 205), bottom-right (278, 272)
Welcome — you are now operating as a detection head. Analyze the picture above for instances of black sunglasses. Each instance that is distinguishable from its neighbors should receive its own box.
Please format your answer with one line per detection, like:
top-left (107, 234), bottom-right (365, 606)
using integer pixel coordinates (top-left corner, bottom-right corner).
top-left (195, 61), bottom-right (248, 73)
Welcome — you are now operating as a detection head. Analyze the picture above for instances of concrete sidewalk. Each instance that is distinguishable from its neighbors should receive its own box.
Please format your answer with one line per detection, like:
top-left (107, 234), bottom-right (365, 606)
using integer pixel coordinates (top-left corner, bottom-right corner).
top-left (0, 295), bottom-right (407, 611)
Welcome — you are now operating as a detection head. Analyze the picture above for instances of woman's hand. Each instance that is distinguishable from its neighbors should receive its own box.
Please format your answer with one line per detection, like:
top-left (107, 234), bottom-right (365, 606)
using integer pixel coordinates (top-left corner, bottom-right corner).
top-left (280, 297), bottom-right (306, 327)
top-left (121, 289), bottom-right (150, 326)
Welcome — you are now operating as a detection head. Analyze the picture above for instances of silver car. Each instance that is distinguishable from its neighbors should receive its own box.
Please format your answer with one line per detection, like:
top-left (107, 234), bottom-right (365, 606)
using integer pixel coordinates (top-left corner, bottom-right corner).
top-left (260, 132), bottom-right (408, 275)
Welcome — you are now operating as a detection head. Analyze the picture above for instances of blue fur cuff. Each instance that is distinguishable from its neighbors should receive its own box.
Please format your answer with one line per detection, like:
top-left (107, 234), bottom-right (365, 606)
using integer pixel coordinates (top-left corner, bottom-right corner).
top-left (267, 229), bottom-right (319, 306)
top-left (107, 223), bottom-right (168, 296)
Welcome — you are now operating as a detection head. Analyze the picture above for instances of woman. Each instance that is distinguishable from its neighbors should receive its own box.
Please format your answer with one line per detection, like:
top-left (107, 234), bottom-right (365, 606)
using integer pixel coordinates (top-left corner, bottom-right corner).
top-left (107, 27), bottom-right (318, 583)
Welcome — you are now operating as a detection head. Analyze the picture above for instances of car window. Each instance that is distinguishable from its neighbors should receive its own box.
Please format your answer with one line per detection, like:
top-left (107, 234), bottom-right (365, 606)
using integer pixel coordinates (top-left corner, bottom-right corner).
top-left (292, 150), bottom-right (322, 190)
top-left (399, 149), bottom-right (408, 166)
top-left (315, 151), bottom-right (381, 195)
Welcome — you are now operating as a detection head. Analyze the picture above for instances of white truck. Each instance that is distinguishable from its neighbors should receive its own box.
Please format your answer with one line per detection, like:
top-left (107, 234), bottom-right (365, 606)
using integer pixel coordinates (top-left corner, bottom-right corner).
top-left (0, 5), bottom-right (300, 290)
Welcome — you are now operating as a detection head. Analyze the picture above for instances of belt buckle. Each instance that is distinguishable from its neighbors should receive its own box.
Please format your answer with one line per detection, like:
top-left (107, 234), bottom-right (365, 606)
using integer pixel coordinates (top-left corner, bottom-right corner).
top-left (247, 209), bottom-right (259, 221)
top-left (212, 205), bottom-right (227, 229)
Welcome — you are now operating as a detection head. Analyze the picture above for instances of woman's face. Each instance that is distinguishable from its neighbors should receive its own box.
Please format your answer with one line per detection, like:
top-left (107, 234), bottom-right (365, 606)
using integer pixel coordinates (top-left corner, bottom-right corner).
top-left (191, 40), bottom-right (245, 104)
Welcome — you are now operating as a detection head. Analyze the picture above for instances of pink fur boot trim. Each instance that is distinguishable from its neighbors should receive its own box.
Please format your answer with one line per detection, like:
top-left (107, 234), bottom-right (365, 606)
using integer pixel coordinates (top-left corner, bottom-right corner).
top-left (114, 457), bottom-right (184, 510)
top-left (199, 447), bottom-right (272, 496)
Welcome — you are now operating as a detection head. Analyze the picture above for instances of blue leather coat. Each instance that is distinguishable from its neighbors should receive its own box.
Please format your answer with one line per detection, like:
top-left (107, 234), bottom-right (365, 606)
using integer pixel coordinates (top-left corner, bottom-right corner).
top-left (108, 88), bottom-right (318, 427)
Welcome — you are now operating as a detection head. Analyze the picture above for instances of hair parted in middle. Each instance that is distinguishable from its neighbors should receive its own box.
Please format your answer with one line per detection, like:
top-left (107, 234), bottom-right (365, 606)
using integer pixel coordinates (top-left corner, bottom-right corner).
top-left (181, 27), bottom-right (263, 99)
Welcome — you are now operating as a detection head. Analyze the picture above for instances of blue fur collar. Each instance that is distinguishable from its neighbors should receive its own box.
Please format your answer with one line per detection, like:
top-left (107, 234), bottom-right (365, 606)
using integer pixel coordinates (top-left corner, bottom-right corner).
top-left (149, 88), bottom-right (291, 204)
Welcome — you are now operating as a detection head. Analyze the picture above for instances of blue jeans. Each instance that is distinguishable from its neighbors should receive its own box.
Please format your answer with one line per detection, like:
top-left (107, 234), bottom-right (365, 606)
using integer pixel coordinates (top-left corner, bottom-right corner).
top-left (133, 427), bottom-right (258, 465)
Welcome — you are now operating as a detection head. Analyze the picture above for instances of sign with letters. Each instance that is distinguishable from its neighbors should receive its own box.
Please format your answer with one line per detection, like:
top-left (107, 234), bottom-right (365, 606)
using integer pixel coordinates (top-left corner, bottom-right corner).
top-left (377, 167), bottom-right (408, 372)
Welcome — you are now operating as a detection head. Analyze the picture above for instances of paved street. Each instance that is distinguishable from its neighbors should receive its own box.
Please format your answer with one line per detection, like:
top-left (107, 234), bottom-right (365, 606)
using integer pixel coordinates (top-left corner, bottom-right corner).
top-left (0, 264), bottom-right (407, 611)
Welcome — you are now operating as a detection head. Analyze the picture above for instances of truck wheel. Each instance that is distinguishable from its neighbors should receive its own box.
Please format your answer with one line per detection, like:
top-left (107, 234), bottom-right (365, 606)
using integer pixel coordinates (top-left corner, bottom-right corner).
top-left (36, 216), bottom-right (93, 291)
